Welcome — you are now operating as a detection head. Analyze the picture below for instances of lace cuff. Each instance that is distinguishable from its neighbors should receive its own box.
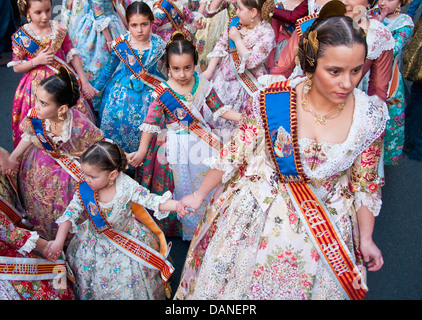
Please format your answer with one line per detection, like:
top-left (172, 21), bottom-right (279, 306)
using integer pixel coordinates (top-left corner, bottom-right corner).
top-left (213, 104), bottom-right (232, 121)
top-left (152, 191), bottom-right (173, 220)
top-left (7, 60), bottom-right (26, 67)
top-left (65, 48), bottom-right (80, 63)
top-left (207, 49), bottom-right (228, 59)
top-left (17, 231), bottom-right (39, 255)
top-left (354, 192), bottom-right (382, 217)
top-left (56, 215), bottom-right (79, 233)
top-left (94, 16), bottom-right (112, 32)
top-left (203, 156), bottom-right (236, 183)
top-left (139, 123), bottom-right (162, 133)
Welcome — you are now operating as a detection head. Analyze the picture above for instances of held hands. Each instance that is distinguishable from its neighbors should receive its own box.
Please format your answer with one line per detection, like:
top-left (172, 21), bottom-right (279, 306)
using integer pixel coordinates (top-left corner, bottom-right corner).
top-left (81, 79), bottom-right (97, 100)
top-left (127, 150), bottom-right (146, 168)
top-left (44, 240), bottom-right (64, 262)
top-left (176, 192), bottom-right (204, 218)
top-left (0, 157), bottom-right (19, 176)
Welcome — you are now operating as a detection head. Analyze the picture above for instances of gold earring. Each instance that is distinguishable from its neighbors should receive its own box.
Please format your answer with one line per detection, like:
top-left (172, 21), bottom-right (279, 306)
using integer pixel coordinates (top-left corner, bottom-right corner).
top-left (395, 5), bottom-right (401, 14)
top-left (304, 72), bottom-right (312, 94)
top-left (168, 71), bottom-right (171, 79)
top-left (58, 113), bottom-right (65, 121)
top-left (108, 180), bottom-right (115, 186)
top-left (27, 14), bottom-right (31, 23)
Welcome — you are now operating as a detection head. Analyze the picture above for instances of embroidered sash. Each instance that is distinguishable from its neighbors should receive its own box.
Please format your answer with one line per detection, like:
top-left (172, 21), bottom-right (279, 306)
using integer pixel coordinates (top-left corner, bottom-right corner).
top-left (12, 27), bottom-right (82, 86)
top-left (113, 35), bottom-right (165, 89)
top-left (78, 182), bottom-right (174, 297)
top-left (28, 109), bottom-right (85, 183)
top-left (0, 256), bottom-right (67, 281)
top-left (295, 13), bottom-right (319, 37)
top-left (259, 81), bottom-right (368, 300)
top-left (228, 16), bottom-right (263, 96)
top-left (157, 0), bottom-right (192, 40)
top-left (155, 85), bottom-right (223, 151)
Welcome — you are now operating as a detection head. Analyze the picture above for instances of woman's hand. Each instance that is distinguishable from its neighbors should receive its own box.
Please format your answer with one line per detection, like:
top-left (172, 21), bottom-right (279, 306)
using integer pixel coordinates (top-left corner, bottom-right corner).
top-left (176, 193), bottom-right (204, 217)
top-left (360, 237), bottom-right (384, 271)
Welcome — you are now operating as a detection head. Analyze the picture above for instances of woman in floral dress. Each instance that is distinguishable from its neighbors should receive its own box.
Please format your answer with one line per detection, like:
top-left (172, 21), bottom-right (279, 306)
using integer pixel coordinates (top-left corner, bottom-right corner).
top-left (372, 0), bottom-right (414, 165)
top-left (175, 14), bottom-right (387, 300)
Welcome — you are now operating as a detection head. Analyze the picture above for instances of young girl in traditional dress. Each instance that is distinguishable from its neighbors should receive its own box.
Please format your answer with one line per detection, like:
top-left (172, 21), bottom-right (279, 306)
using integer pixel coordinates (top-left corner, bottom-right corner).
top-left (200, 0), bottom-right (275, 140)
top-left (372, 0), bottom-right (414, 165)
top-left (0, 147), bottom-right (75, 300)
top-left (46, 141), bottom-right (177, 300)
top-left (94, 2), bottom-right (166, 155)
top-left (130, 32), bottom-right (241, 240)
top-left (5, 67), bottom-right (104, 243)
top-left (152, 0), bottom-right (203, 43)
top-left (9, 0), bottom-right (96, 148)
top-left (68, 0), bottom-right (127, 114)
top-left (176, 12), bottom-right (387, 300)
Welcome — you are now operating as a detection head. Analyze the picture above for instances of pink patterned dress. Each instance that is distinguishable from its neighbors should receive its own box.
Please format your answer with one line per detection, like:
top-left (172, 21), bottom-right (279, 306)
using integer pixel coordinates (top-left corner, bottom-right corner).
top-left (9, 20), bottom-right (94, 148)
top-left (18, 108), bottom-right (103, 243)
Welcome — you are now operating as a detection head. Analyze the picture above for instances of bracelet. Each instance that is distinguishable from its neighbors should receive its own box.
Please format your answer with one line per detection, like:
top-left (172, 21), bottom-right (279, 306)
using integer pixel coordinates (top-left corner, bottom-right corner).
top-left (193, 191), bottom-right (204, 203)
top-left (30, 59), bottom-right (35, 68)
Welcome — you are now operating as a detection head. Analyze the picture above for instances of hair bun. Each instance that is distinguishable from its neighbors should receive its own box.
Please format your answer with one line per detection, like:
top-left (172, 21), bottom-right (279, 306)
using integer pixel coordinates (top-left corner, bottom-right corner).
top-left (316, 0), bottom-right (347, 22)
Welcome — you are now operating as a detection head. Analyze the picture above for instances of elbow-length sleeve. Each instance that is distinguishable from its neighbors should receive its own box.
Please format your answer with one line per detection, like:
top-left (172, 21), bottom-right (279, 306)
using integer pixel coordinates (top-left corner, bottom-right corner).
top-left (242, 25), bottom-right (276, 71)
top-left (139, 98), bottom-right (165, 133)
top-left (55, 192), bottom-right (85, 233)
top-left (129, 179), bottom-right (173, 220)
top-left (93, 47), bottom-right (120, 92)
top-left (349, 134), bottom-right (384, 217)
top-left (270, 29), bottom-right (299, 76)
top-left (205, 87), bottom-right (232, 120)
top-left (366, 49), bottom-right (393, 103)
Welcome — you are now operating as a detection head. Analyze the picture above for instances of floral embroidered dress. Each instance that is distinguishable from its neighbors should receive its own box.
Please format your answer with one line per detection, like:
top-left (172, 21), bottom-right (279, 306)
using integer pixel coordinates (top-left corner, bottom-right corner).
top-left (60, 0), bottom-right (85, 31)
top-left (8, 20), bottom-right (94, 148)
top-left (194, 0), bottom-right (235, 72)
top-left (137, 74), bottom-right (232, 240)
top-left (0, 148), bottom-right (75, 300)
top-left (69, 0), bottom-right (126, 112)
top-left (94, 33), bottom-right (166, 153)
top-left (174, 77), bottom-right (388, 300)
top-left (56, 172), bottom-right (172, 300)
top-left (380, 13), bottom-right (414, 165)
top-left (207, 20), bottom-right (275, 140)
top-left (152, 0), bottom-right (199, 43)
top-left (18, 108), bottom-right (104, 243)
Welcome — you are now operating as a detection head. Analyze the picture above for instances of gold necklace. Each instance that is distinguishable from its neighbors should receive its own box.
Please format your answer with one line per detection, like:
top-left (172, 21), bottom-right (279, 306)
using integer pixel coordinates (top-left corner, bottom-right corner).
top-left (302, 90), bottom-right (345, 126)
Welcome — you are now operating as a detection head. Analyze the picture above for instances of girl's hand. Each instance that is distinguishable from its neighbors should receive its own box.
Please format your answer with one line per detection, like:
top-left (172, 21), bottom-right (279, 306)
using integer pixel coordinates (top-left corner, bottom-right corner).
top-left (228, 26), bottom-right (241, 42)
top-left (201, 69), bottom-right (213, 81)
top-left (66, 0), bottom-right (74, 10)
top-left (46, 240), bottom-right (64, 262)
top-left (81, 81), bottom-right (97, 100)
top-left (0, 157), bottom-right (19, 176)
top-left (360, 237), bottom-right (384, 272)
top-left (35, 47), bottom-right (54, 66)
top-left (193, 17), bottom-right (206, 29)
top-left (127, 151), bottom-right (146, 168)
top-left (176, 193), bottom-right (203, 217)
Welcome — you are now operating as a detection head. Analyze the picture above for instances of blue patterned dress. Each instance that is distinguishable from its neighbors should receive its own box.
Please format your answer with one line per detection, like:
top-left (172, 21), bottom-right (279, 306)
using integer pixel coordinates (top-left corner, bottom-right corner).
top-left (69, 0), bottom-right (126, 112)
top-left (94, 33), bottom-right (166, 154)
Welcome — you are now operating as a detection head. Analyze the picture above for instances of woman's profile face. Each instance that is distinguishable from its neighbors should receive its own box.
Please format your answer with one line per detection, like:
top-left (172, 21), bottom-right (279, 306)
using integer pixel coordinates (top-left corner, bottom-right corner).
top-left (311, 43), bottom-right (366, 106)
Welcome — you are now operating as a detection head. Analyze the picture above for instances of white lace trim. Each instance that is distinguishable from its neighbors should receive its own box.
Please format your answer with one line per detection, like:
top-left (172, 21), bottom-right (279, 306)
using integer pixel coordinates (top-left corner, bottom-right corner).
top-left (7, 60), bottom-right (27, 67)
top-left (354, 191), bottom-right (382, 217)
top-left (44, 109), bottom-right (72, 144)
top-left (17, 231), bottom-right (39, 255)
top-left (139, 123), bottom-right (162, 134)
top-left (56, 214), bottom-right (78, 233)
top-left (65, 47), bottom-right (79, 63)
top-left (203, 156), bottom-right (236, 184)
top-left (152, 190), bottom-right (173, 220)
top-left (366, 19), bottom-right (395, 60)
top-left (94, 16), bottom-right (112, 32)
top-left (212, 104), bottom-right (232, 121)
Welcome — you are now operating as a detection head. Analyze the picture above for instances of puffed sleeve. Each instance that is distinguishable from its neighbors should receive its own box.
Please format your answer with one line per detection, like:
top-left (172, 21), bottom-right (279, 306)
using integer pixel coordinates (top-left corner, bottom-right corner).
top-left (271, 29), bottom-right (299, 76)
top-left (55, 191), bottom-right (85, 233)
top-left (365, 49), bottom-right (393, 103)
top-left (0, 212), bottom-right (39, 255)
top-left (7, 34), bottom-right (28, 67)
top-left (139, 98), bottom-right (165, 133)
top-left (242, 25), bottom-right (276, 71)
top-left (349, 134), bottom-right (384, 217)
top-left (129, 178), bottom-right (173, 220)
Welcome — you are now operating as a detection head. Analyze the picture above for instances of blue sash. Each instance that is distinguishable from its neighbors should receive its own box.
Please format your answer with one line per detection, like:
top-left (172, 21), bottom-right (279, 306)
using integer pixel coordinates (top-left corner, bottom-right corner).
top-left (79, 181), bottom-right (110, 232)
top-left (29, 116), bottom-right (56, 154)
top-left (157, 87), bottom-right (195, 126)
top-left (295, 14), bottom-right (318, 37)
top-left (12, 28), bottom-right (41, 57)
top-left (228, 16), bottom-right (240, 52)
top-left (157, 0), bottom-right (191, 39)
top-left (259, 81), bottom-right (305, 182)
top-left (113, 36), bottom-right (164, 88)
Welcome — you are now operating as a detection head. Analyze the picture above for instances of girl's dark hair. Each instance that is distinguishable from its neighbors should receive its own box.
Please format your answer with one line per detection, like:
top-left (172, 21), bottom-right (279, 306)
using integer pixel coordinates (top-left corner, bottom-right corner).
top-left (81, 141), bottom-right (128, 173)
top-left (242, 0), bottom-right (275, 20)
top-left (126, 1), bottom-right (154, 22)
top-left (39, 66), bottom-right (80, 108)
top-left (165, 32), bottom-right (198, 68)
top-left (17, 0), bottom-right (52, 16)
top-left (298, 15), bottom-right (368, 74)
